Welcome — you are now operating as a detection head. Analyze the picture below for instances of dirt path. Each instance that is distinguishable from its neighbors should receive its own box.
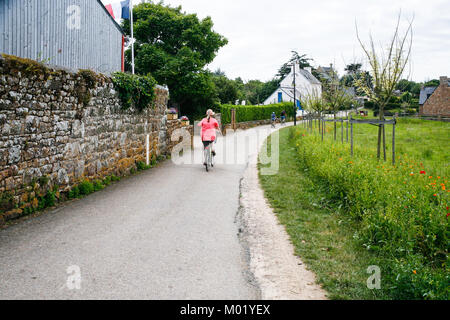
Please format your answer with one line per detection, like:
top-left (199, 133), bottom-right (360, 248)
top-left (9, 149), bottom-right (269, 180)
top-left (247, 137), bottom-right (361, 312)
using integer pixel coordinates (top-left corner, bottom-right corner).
top-left (238, 126), bottom-right (328, 300)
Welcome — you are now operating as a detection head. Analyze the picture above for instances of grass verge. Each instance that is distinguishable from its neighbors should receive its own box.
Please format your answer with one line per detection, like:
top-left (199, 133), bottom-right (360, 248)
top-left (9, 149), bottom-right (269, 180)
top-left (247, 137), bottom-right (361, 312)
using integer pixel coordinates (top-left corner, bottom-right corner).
top-left (259, 126), bottom-right (448, 300)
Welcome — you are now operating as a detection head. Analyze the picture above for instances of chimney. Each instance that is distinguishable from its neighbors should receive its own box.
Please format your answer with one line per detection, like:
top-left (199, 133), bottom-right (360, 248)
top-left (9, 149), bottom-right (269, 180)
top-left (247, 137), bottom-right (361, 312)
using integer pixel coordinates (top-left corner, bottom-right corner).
top-left (440, 76), bottom-right (448, 87)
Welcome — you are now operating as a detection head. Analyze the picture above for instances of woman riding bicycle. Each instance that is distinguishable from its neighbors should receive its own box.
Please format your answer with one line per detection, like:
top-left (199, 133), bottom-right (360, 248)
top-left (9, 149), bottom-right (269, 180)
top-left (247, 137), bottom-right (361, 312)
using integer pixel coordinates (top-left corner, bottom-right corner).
top-left (198, 109), bottom-right (219, 167)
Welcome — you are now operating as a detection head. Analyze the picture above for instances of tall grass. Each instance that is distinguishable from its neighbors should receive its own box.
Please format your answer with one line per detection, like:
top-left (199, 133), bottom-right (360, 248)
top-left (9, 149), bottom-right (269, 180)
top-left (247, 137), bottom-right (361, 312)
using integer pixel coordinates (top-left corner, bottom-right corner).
top-left (290, 119), bottom-right (449, 299)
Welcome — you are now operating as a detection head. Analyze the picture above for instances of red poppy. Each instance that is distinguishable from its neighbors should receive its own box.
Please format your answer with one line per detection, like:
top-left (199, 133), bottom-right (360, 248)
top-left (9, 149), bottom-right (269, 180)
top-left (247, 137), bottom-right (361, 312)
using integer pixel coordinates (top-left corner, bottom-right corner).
top-left (420, 171), bottom-right (426, 175)
top-left (447, 212), bottom-right (450, 218)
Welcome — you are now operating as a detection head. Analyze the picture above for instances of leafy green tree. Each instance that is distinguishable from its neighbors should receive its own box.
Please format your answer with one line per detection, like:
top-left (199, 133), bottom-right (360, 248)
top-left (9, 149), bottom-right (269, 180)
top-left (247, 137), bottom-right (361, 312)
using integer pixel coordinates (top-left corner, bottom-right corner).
top-left (260, 79), bottom-right (280, 103)
top-left (340, 63), bottom-right (373, 96)
top-left (243, 80), bottom-right (264, 104)
top-left (411, 83), bottom-right (422, 96)
top-left (424, 79), bottom-right (440, 87)
top-left (211, 72), bottom-right (241, 105)
top-left (344, 63), bottom-right (363, 74)
top-left (396, 79), bottom-right (415, 92)
top-left (122, 2), bottom-right (228, 116)
top-left (277, 51), bottom-right (313, 80)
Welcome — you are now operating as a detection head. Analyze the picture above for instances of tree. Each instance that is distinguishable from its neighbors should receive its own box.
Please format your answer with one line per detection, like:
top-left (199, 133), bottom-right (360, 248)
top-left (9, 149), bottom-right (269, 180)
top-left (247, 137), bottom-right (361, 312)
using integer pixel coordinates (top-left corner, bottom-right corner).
top-left (211, 72), bottom-right (241, 105)
top-left (355, 13), bottom-right (413, 160)
top-left (122, 2), bottom-right (228, 116)
top-left (242, 80), bottom-right (264, 105)
top-left (341, 63), bottom-right (373, 96)
top-left (277, 51), bottom-right (313, 80)
top-left (302, 88), bottom-right (326, 134)
top-left (424, 79), bottom-right (440, 87)
top-left (396, 79), bottom-right (415, 92)
top-left (344, 63), bottom-right (363, 75)
top-left (259, 79), bottom-right (280, 103)
top-left (323, 79), bottom-right (355, 139)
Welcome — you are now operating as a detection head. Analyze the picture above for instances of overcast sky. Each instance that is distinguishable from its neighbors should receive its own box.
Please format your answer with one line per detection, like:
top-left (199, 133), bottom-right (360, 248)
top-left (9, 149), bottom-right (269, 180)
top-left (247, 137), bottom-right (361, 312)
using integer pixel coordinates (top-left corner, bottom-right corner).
top-left (127, 0), bottom-right (450, 83)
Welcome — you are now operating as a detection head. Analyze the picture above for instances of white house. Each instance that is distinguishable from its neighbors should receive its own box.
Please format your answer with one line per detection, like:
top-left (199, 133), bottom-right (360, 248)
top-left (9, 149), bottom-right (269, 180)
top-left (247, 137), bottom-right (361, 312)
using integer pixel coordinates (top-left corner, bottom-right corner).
top-left (263, 62), bottom-right (322, 109)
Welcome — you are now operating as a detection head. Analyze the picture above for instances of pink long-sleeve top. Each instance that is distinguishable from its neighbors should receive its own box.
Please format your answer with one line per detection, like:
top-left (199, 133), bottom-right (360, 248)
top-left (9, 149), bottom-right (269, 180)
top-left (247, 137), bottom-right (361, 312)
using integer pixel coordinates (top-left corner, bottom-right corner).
top-left (198, 117), bottom-right (219, 142)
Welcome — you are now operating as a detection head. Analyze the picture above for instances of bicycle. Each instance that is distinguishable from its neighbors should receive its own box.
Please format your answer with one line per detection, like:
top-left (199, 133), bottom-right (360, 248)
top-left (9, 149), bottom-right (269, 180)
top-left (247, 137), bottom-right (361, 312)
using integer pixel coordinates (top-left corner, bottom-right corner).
top-left (203, 141), bottom-right (215, 172)
top-left (271, 118), bottom-right (277, 128)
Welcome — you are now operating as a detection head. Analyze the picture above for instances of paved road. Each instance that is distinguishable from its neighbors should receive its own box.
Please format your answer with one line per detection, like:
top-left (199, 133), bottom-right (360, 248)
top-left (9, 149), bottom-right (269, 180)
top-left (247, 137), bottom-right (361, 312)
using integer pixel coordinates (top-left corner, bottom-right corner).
top-left (0, 124), bottom-right (284, 299)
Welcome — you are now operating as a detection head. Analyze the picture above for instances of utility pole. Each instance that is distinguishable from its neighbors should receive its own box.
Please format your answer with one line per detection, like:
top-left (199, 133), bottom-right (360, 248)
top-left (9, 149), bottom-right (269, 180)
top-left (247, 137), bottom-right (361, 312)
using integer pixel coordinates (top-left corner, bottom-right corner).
top-left (293, 62), bottom-right (297, 126)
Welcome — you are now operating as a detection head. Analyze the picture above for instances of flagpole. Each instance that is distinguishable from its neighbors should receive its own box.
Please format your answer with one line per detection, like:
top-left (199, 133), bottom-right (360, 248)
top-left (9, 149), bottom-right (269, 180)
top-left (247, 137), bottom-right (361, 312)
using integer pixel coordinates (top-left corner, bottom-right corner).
top-left (130, 0), bottom-right (135, 74)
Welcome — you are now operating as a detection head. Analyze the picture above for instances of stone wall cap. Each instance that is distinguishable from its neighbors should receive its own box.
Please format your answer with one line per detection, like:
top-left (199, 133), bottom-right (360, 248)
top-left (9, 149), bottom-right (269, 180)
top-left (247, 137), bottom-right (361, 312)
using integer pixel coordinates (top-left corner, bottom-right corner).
top-left (155, 84), bottom-right (169, 92)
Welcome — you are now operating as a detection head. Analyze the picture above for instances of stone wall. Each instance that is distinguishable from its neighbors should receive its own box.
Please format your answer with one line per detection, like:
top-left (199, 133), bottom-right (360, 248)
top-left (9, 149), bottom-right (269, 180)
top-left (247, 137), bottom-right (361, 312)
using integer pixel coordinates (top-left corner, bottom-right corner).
top-left (223, 119), bottom-right (272, 134)
top-left (0, 54), bottom-right (192, 223)
top-left (420, 76), bottom-right (450, 117)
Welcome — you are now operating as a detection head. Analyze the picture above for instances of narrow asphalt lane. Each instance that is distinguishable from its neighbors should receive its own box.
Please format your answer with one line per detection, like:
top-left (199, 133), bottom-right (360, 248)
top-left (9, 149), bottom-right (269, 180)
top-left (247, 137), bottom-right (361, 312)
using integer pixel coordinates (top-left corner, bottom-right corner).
top-left (0, 123), bottom-right (285, 299)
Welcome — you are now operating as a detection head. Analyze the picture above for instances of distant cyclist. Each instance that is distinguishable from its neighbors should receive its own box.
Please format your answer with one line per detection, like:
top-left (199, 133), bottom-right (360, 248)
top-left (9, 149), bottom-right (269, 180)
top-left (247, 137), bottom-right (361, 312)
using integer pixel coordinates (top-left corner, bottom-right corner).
top-left (281, 110), bottom-right (286, 124)
top-left (271, 112), bottom-right (276, 128)
top-left (198, 109), bottom-right (219, 166)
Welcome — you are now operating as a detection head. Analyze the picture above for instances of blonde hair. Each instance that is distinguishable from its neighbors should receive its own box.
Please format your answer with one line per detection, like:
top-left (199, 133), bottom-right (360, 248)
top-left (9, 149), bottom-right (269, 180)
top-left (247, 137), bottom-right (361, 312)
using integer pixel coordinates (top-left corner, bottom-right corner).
top-left (206, 109), bottom-right (214, 122)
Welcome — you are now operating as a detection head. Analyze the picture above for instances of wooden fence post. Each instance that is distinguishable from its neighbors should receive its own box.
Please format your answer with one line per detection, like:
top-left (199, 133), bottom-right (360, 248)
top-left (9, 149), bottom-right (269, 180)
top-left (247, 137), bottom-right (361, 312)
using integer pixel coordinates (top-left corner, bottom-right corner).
top-left (321, 118), bottom-right (324, 141)
top-left (341, 119), bottom-right (344, 144)
top-left (346, 115), bottom-right (349, 142)
top-left (392, 116), bottom-right (396, 166)
top-left (382, 123), bottom-right (387, 161)
top-left (231, 108), bottom-right (236, 131)
top-left (350, 115), bottom-right (354, 156)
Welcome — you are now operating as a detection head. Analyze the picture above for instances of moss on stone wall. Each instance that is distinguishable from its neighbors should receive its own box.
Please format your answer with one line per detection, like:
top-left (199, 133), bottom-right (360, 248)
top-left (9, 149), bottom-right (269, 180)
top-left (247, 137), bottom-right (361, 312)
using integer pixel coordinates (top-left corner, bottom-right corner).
top-left (1, 54), bottom-right (53, 79)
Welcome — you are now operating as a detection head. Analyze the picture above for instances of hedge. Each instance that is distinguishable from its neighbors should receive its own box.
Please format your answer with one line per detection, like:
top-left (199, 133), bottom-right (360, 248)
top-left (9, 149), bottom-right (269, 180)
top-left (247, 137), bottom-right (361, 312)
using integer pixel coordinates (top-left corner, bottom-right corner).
top-left (219, 102), bottom-right (294, 125)
top-left (365, 101), bottom-right (404, 111)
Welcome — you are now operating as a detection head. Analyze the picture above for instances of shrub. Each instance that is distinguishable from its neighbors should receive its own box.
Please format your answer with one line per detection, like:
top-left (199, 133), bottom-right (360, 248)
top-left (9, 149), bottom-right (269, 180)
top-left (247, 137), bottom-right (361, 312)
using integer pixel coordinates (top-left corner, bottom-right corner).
top-left (44, 191), bottom-right (56, 207)
top-left (78, 181), bottom-right (94, 196)
top-left (0, 192), bottom-right (14, 212)
top-left (103, 176), bottom-right (112, 186)
top-left (137, 161), bottom-right (151, 171)
top-left (93, 180), bottom-right (104, 192)
top-left (68, 186), bottom-right (80, 199)
top-left (364, 101), bottom-right (377, 110)
top-left (219, 102), bottom-right (294, 124)
top-left (111, 175), bottom-right (121, 182)
top-left (112, 72), bottom-right (157, 112)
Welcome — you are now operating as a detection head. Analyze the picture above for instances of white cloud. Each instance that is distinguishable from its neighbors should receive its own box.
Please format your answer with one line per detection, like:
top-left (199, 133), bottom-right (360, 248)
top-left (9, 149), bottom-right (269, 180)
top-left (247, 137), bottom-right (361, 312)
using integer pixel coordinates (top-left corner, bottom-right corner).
top-left (132, 0), bottom-right (450, 82)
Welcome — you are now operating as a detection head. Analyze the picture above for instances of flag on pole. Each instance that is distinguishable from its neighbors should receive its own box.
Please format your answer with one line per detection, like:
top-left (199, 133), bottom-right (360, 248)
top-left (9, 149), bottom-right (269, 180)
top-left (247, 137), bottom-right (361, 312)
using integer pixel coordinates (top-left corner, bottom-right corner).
top-left (104, 4), bottom-right (116, 19)
top-left (104, 0), bottom-right (130, 21)
top-left (121, 0), bottom-right (130, 20)
top-left (103, 0), bottom-right (134, 74)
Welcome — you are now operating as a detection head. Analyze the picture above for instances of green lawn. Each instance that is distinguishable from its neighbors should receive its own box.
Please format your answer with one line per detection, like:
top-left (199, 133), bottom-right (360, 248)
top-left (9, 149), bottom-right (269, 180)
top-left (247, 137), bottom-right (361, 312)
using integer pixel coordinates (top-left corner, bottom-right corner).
top-left (259, 120), bottom-right (449, 300)
top-left (313, 118), bottom-right (449, 176)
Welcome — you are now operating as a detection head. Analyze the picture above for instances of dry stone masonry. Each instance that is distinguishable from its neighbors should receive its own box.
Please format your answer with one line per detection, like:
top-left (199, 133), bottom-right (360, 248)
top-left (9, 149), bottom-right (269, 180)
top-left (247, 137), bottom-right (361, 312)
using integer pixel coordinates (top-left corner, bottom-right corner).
top-left (0, 54), bottom-right (192, 224)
